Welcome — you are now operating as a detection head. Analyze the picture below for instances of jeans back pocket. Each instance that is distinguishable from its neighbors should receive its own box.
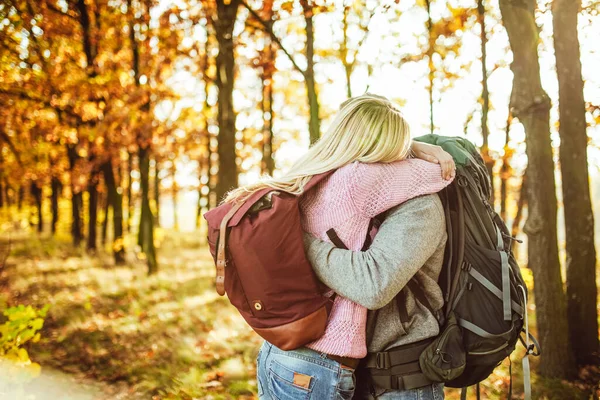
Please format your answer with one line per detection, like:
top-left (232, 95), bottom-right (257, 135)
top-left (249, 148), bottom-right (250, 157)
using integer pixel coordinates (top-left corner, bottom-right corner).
top-left (268, 358), bottom-right (315, 400)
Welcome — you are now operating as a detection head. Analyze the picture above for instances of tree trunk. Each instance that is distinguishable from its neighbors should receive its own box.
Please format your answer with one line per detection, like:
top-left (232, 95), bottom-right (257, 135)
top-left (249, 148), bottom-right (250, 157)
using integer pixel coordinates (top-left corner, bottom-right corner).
top-left (86, 171), bottom-right (98, 251)
top-left (139, 146), bottom-right (157, 274)
top-left (301, 2), bottom-right (320, 144)
top-left (500, 114), bottom-right (512, 221)
top-left (51, 177), bottom-right (61, 234)
top-left (553, 0), bottom-right (599, 366)
top-left (425, 0), bottom-right (435, 135)
top-left (67, 144), bottom-right (84, 246)
top-left (101, 160), bottom-right (125, 264)
top-left (30, 181), bottom-right (43, 233)
top-left (214, 0), bottom-right (240, 204)
top-left (86, 157), bottom-right (99, 251)
top-left (171, 162), bottom-right (178, 231)
top-left (478, 0), bottom-right (494, 206)
top-left (153, 159), bottom-right (160, 227)
top-left (17, 185), bottom-right (24, 211)
top-left (499, 0), bottom-right (575, 378)
top-left (101, 189), bottom-right (109, 245)
top-left (261, 39), bottom-right (275, 175)
top-left (127, 152), bottom-right (134, 231)
top-left (341, 6), bottom-right (352, 99)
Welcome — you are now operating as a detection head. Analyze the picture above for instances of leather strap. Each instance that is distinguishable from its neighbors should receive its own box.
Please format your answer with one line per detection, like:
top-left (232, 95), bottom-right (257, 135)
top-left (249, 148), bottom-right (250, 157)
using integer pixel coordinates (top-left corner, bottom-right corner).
top-left (216, 201), bottom-right (244, 296)
top-left (326, 354), bottom-right (360, 370)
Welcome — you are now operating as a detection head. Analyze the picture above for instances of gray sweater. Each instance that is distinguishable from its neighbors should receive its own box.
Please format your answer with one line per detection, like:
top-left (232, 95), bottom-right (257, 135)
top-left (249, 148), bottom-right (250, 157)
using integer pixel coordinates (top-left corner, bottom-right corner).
top-left (304, 194), bottom-right (447, 352)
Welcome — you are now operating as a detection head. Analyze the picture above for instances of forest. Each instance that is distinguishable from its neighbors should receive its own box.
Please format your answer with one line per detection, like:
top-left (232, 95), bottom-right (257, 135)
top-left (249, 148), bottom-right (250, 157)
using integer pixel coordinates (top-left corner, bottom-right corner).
top-left (0, 0), bottom-right (599, 399)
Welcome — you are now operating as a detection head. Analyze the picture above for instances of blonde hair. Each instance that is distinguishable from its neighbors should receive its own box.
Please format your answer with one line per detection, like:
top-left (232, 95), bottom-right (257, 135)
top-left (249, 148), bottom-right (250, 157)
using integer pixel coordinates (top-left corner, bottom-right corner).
top-left (225, 93), bottom-right (412, 203)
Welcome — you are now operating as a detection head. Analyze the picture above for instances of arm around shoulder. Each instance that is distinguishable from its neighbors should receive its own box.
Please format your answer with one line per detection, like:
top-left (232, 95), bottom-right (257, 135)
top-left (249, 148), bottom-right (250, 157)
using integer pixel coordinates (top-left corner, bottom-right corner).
top-left (305, 194), bottom-right (446, 310)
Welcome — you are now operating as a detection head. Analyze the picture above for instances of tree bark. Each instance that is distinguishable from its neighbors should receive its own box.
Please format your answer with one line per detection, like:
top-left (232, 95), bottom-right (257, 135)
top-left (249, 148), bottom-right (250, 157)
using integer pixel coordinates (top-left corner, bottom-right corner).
top-left (478, 0), bottom-right (494, 206)
top-left (214, 0), bottom-right (240, 204)
top-left (499, 0), bottom-right (575, 378)
top-left (425, 0), bottom-right (435, 135)
top-left (260, 38), bottom-right (275, 175)
top-left (500, 114), bottom-right (512, 221)
top-left (67, 144), bottom-right (84, 246)
top-left (101, 189), bottom-right (109, 245)
top-left (301, 1), bottom-right (320, 144)
top-left (51, 177), bottom-right (61, 234)
top-left (101, 160), bottom-right (125, 264)
top-left (127, 152), bottom-right (134, 231)
top-left (171, 161), bottom-right (178, 231)
top-left (30, 181), bottom-right (43, 233)
top-left (553, 0), bottom-right (599, 366)
top-left (153, 158), bottom-right (160, 227)
top-left (86, 170), bottom-right (99, 251)
top-left (139, 146), bottom-right (157, 274)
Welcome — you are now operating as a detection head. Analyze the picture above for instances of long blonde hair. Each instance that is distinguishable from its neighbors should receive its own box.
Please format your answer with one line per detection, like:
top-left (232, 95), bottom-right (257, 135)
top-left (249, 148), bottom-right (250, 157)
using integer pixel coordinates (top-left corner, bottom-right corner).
top-left (225, 93), bottom-right (412, 203)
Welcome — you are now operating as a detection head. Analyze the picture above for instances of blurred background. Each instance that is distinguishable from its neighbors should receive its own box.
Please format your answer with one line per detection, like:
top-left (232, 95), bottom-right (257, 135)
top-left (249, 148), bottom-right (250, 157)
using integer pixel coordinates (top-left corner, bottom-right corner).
top-left (0, 0), bottom-right (599, 399)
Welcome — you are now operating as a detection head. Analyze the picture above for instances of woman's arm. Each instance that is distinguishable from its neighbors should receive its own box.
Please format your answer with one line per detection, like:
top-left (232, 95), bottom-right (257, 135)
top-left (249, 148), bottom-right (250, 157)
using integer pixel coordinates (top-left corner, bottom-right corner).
top-left (304, 194), bottom-right (446, 310)
top-left (351, 159), bottom-right (453, 219)
top-left (410, 141), bottom-right (456, 181)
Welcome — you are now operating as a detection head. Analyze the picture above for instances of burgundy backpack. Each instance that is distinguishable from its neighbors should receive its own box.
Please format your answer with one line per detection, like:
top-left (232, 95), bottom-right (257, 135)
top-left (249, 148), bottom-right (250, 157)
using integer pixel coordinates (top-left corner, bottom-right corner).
top-left (203, 172), bottom-right (333, 350)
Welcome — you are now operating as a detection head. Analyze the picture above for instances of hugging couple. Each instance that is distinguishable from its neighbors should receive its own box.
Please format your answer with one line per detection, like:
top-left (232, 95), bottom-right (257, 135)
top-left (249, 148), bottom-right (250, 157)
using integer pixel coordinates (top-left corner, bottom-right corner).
top-left (226, 93), bottom-right (456, 399)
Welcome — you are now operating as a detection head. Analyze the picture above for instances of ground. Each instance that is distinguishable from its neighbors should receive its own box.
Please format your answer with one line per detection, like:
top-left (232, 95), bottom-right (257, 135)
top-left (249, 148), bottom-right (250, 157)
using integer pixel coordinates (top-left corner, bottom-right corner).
top-left (0, 229), bottom-right (598, 399)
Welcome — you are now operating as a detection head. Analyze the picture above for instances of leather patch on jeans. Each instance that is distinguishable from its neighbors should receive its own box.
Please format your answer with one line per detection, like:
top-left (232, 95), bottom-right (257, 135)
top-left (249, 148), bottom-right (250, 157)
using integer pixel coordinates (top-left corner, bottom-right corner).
top-left (293, 372), bottom-right (312, 389)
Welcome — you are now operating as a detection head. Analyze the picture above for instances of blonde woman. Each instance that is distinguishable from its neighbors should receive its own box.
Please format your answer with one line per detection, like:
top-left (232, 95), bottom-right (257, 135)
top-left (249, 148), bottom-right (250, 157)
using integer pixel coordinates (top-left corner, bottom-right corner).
top-left (227, 94), bottom-right (454, 399)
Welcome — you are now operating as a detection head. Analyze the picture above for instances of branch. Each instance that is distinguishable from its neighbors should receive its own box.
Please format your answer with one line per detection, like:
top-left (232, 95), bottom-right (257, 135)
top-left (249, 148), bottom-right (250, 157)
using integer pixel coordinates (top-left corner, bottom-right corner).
top-left (0, 87), bottom-right (93, 125)
top-left (45, 2), bottom-right (79, 21)
top-left (239, 0), bottom-right (306, 77)
top-left (0, 128), bottom-right (23, 166)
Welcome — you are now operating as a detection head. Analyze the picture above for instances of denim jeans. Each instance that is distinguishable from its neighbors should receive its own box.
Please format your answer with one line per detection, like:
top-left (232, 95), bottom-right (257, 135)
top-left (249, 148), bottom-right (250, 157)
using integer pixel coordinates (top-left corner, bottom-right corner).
top-left (256, 341), bottom-right (356, 400)
top-left (353, 381), bottom-right (445, 399)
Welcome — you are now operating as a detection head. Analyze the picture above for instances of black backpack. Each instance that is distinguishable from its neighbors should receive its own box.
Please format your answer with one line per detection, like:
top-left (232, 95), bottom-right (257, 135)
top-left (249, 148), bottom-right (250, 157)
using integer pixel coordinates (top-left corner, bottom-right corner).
top-left (360, 135), bottom-right (540, 398)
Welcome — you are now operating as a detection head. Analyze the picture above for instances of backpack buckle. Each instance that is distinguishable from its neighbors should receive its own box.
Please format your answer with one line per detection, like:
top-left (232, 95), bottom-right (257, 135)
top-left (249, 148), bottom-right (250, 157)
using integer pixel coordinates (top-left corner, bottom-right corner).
top-left (376, 352), bottom-right (390, 369)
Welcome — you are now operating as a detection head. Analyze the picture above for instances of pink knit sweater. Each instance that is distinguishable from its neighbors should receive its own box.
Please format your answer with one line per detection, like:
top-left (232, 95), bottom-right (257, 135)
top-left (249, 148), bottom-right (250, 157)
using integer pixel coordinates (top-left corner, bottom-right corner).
top-left (299, 159), bottom-right (452, 358)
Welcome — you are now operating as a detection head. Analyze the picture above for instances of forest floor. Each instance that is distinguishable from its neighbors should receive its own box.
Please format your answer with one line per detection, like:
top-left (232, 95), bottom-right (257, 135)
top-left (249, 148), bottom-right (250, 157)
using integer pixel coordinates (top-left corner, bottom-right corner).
top-left (0, 229), bottom-right (598, 400)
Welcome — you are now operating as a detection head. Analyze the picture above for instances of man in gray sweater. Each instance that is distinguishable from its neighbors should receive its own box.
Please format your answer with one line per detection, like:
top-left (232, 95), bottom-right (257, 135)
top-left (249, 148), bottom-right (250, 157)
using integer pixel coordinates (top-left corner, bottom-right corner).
top-left (304, 194), bottom-right (447, 399)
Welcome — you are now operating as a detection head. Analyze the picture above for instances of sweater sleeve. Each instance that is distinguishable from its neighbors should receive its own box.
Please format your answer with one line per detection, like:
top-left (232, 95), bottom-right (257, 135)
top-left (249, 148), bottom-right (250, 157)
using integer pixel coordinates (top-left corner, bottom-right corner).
top-left (351, 159), bottom-right (452, 219)
top-left (304, 195), bottom-right (446, 310)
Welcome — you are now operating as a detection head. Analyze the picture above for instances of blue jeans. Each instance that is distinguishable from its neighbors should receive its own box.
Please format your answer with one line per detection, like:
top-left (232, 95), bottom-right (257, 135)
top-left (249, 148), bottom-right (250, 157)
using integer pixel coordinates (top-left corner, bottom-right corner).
top-left (353, 381), bottom-right (445, 399)
top-left (256, 341), bottom-right (356, 400)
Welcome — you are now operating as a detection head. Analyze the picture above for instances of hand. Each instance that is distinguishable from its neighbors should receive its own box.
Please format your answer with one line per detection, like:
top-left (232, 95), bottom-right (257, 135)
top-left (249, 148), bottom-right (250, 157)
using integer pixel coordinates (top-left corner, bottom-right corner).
top-left (411, 141), bottom-right (456, 180)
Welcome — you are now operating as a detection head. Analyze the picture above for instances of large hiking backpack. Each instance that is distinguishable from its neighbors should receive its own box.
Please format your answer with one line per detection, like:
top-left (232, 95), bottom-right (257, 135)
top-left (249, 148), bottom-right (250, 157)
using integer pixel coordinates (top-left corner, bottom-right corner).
top-left (203, 172), bottom-right (334, 351)
top-left (361, 135), bottom-right (540, 398)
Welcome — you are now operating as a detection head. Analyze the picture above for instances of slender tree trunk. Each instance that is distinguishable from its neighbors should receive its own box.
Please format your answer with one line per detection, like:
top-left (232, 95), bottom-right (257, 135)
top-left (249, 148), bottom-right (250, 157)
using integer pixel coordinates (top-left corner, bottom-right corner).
top-left (127, 152), bottom-right (134, 231)
top-left (67, 144), bottom-right (84, 246)
top-left (30, 181), bottom-right (43, 233)
top-left (101, 160), bottom-right (125, 264)
top-left (171, 162), bottom-right (178, 231)
top-left (51, 177), bottom-right (61, 234)
top-left (214, 0), bottom-right (240, 204)
top-left (260, 39), bottom-right (275, 175)
top-left (341, 6), bottom-right (352, 99)
top-left (101, 190), bottom-right (109, 245)
top-left (0, 178), bottom-right (3, 209)
top-left (139, 147), bottom-right (157, 274)
top-left (17, 185), bottom-right (24, 211)
top-left (553, 0), bottom-right (598, 366)
top-left (301, 1), bottom-right (320, 144)
top-left (86, 178), bottom-right (98, 251)
top-left (478, 0), bottom-right (494, 206)
top-left (153, 159), bottom-right (160, 227)
top-left (499, 0), bottom-right (575, 378)
top-left (500, 114), bottom-right (512, 221)
top-left (86, 159), bottom-right (99, 251)
top-left (425, 0), bottom-right (435, 135)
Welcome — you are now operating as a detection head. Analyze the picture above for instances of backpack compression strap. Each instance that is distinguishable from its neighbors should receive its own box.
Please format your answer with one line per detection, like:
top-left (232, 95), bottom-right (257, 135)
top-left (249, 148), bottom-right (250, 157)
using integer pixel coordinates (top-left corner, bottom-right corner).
top-left (216, 201), bottom-right (245, 296)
